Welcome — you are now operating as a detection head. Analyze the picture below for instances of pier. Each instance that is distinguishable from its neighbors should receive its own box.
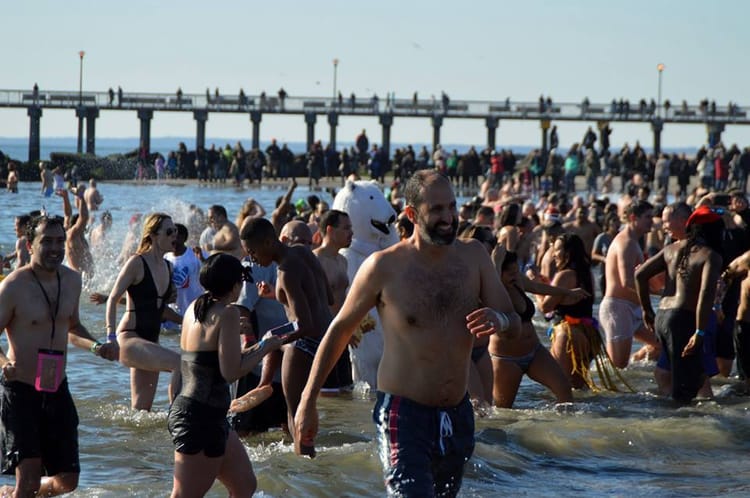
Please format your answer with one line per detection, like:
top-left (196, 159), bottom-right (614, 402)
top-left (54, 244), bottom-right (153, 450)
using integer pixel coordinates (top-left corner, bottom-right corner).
top-left (1, 89), bottom-right (747, 163)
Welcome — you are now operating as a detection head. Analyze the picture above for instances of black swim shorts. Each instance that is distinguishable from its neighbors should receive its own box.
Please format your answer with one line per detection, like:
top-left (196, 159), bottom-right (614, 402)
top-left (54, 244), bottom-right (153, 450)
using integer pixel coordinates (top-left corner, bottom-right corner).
top-left (0, 378), bottom-right (80, 476)
top-left (168, 395), bottom-right (229, 458)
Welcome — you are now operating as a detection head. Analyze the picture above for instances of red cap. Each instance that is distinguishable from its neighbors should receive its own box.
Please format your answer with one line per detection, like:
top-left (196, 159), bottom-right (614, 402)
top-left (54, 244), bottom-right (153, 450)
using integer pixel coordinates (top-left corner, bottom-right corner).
top-left (686, 205), bottom-right (721, 227)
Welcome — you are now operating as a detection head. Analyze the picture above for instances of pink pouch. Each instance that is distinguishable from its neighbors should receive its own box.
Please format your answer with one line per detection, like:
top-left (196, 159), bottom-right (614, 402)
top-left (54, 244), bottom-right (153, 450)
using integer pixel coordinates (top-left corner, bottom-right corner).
top-left (35, 349), bottom-right (64, 392)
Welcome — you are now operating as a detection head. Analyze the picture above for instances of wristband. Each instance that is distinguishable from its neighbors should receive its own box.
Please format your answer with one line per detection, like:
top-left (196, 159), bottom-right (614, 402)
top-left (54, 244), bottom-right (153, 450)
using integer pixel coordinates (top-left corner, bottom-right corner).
top-left (695, 329), bottom-right (705, 337)
top-left (107, 333), bottom-right (117, 342)
top-left (493, 310), bottom-right (511, 332)
top-left (90, 341), bottom-right (102, 355)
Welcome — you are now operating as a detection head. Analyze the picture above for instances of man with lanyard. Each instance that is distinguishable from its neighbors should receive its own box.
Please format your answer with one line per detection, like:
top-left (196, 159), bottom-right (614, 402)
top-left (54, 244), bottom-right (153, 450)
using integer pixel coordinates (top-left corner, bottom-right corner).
top-left (0, 215), bottom-right (117, 496)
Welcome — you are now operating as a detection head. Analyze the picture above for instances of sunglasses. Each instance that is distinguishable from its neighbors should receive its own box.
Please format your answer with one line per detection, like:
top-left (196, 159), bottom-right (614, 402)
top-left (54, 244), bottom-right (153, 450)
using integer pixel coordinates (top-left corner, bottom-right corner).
top-left (163, 228), bottom-right (176, 237)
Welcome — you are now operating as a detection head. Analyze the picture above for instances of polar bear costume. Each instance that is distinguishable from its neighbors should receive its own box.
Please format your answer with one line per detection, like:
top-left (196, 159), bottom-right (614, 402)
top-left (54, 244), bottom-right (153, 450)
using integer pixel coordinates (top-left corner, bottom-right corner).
top-left (332, 180), bottom-right (398, 389)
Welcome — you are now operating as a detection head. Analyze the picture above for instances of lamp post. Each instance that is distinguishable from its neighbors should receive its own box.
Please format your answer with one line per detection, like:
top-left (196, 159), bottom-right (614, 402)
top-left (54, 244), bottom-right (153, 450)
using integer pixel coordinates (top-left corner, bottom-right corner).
top-left (332, 58), bottom-right (339, 102)
top-left (656, 63), bottom-right (664, 118)
top-left (78, 50), bottom-right (85, 105)
top-left (77, 50), bottom-right (86, 153)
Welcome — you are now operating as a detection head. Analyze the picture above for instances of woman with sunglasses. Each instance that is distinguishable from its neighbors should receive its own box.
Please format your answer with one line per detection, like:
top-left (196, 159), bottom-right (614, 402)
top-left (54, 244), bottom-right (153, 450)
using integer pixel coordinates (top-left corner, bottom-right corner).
top-left (106, 213), bottom-right (184, 411)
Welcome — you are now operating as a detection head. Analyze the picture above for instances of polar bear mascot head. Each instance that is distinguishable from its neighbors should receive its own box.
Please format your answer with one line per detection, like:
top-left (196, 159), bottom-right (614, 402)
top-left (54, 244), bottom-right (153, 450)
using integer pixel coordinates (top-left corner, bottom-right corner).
top-left (332, 180), bottom-right (399, 259)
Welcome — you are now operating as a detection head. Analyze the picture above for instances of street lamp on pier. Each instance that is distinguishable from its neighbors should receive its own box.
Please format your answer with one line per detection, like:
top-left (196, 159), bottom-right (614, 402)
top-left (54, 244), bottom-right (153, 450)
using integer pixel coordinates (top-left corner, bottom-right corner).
top-left (657, 63), bottom-right (665, 118)
top-left (333, 58), bottom-right (339, 102)
top-left (77, 50), bottom-right (86, 153)
top-left (79, 50), bottom-right (85, 105)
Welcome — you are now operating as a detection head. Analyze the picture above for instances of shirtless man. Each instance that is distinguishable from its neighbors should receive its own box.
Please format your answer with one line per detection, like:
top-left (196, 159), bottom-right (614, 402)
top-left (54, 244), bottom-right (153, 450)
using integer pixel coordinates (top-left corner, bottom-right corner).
top-left (39, 162), bottom-right (53, 197)
top-left (563, 206), bottom-right (600, 255)
top-left (3, 215), bottom-right (32, 272)
top-left (89, 210), bottom-right (112, 251)
top-left (0, 215), bottom-right (117, 497)
top-left (635, 206), bottom-right (723, 402)
top-left (294, 170), bottom-right (520, 496)
top-left (83, 179), bottom-right (104, 214)
top-left (313, 210), bottom-right (352, 313)
top-left (599, 200), bottom-right (660, 368)
top-left (313, 210), bottom-right (355, 393)
top-left (239, 217), bottom-right (334, 440)
top-left (208, 204), bottom-right (243, 259)
top-left (271, 178), bottom-right (298, 236)
top-left (58, 188), bottom-right (93, 276)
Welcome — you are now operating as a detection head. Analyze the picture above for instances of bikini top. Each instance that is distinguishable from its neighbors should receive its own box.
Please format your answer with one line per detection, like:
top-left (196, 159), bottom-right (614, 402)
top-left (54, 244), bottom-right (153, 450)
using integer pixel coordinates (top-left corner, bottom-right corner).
top-left (514, 284), bottom-right (536, 323)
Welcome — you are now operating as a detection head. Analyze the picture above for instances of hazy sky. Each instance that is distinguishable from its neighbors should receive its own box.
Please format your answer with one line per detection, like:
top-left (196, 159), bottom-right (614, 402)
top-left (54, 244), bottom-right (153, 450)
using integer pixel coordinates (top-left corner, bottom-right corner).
top-left (2, 0), bottom-right (748, 150)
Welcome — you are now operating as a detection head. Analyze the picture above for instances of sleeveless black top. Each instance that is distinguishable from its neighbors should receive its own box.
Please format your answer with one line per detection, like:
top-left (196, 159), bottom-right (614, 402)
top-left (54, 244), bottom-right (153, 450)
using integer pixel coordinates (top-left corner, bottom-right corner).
top-left (179, 350), bottom-right (230, 410)
top-left (124, 255), bottom-right (172, 342)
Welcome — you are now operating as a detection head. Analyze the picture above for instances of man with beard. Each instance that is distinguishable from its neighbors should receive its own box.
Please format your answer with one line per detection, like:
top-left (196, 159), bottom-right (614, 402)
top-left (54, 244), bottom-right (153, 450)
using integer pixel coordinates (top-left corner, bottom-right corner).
top-left (313, 210), bottom-right (355, 393)
top-left (0, 215), bottom-right (117, 497)
top-left (294, 170), bottom-right (520, 496)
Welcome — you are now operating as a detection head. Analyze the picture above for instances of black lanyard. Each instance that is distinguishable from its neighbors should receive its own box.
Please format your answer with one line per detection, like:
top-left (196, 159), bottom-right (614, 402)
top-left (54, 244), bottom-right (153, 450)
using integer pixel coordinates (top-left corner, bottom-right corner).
top-left (30, 269), bottom-right (61, 345)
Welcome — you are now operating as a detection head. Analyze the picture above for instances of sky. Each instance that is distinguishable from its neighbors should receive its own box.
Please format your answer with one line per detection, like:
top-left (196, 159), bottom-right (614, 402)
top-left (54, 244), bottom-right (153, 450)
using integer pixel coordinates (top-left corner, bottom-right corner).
top-left (2, 0), bottom-right (749, 151)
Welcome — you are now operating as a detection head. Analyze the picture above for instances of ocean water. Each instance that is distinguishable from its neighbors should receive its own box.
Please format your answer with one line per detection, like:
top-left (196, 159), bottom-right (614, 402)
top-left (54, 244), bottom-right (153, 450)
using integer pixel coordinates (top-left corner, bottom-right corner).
top-left (0, 136), bottom-right (698, 164)
top-left (0, 181), bottom-right (747, 497)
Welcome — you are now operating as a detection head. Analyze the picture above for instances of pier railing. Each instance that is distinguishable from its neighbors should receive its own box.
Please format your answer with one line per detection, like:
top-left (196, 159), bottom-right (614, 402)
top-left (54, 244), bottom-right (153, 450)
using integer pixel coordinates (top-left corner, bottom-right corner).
top-left (0, 89), bottom-right (747, 124)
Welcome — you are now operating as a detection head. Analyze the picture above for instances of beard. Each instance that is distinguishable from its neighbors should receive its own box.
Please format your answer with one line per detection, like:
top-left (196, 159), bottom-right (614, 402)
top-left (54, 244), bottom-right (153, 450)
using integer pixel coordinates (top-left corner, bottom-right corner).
top-left (418, 216), bottom-right (458, 246)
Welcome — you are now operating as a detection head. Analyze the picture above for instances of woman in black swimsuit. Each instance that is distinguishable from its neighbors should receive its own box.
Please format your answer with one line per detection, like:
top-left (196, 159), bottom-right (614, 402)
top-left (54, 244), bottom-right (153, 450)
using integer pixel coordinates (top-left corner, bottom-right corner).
top-left (169, 253), bottom-right (281, 497)
top-left (489, 251), bottom-right (574, 408)
top-left (106, 213), bottom-right (183, 410)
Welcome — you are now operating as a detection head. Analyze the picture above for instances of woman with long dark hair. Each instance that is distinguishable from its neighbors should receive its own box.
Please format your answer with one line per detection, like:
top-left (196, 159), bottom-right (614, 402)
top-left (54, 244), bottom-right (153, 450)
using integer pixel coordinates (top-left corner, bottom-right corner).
top-left (541, 234), bottom-right (624, 390)
top-left (168, 253), bottom-right (281, 497)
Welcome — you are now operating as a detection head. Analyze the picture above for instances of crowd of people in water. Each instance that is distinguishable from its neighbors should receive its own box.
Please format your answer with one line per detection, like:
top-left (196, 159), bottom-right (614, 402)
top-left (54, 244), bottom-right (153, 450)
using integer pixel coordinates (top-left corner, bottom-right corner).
top-left (3, 134), bottom-right (750, 496)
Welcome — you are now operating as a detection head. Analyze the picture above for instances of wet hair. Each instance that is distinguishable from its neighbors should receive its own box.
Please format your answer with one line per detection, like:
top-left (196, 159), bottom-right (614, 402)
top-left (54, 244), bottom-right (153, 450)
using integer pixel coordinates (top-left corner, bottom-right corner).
top-left (193, 253), bottom-right (243, 323)
top-left (499, 203), bottom-right (521, 227)
top-left (240, 216), bottom-right (276, 243)
top-left (404, 169), bottom-right (449, 208)
top-left (460, 224), bottom-right (497, 249)
top-left (603, 213), bottom-right (620, 232)
top-left (556, 233), bottom-right (593, 294)
top-left (209, 205), bottom-right (227, 219)
top-left (625, 199), bottom-right (653, 219)
top-left (396, 213), bottom-right (414, 238)
top-left (667, 201), bottom-right (692, 222)
top-left (26, 215), bottom-right (65, 243)
top-left (319, 209), bottom-right (348, 233)
top-left (175, 223), bottom-right (188, 241)
top-left (136, 213), bottom-right (172, 254)
top-left (501, 250), bottom-right (518, 272)
top-left (16, 214), bottom-right (31, 228)
top-left (677, 219), bottom-right (725, 279)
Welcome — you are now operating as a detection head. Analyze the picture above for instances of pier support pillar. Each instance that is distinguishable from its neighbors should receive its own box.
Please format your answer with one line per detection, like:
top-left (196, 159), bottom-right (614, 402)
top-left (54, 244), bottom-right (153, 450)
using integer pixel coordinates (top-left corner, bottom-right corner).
top-left (27, 106), bottom-right (42, 164)
top-left (305, 113), bottom-right (317, 152)
top-left (85, 107), bottom-right (99, 155)
top-left (379, 113), bottom-right (393, 159)
top-left (651, 119), bottom-right (663, 156)
top-left (707, 122), bottom-right (725, 149)
top-left (486, 117), bottom-right (499, 151)
top-left (431, 115), bottom-right (443, 153)
top-left (138, 109), bottom-right (153, 158)
top-left (194, 110), bottom-right (208, 152)
top-left (76, 106), bottom-right (85, 154)
top-left (250, 111), bottom-right (262, 150)
top-left (540, 119), bottom-right (550, 154)
top-left (327, 112), bottom-right (338, 151)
